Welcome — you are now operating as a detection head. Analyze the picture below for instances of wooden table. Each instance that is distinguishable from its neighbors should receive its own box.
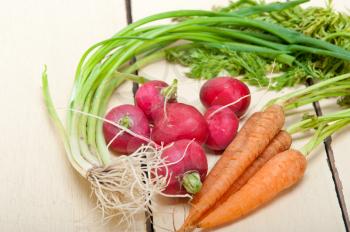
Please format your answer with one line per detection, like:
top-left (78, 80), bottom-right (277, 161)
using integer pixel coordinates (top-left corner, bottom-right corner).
top-left (1, 0), bottom-right (349, 231)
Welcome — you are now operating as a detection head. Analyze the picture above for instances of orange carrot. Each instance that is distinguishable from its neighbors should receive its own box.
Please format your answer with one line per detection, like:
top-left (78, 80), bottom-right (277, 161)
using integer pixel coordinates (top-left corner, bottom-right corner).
top-left (198, 149), bottom-right (307, 230)
top-left (188, 130), bottom-right (291, 228)
top-left (190, 126), bottom-right (249, 205)
top-left (192, 106), bottom-right (284, 204)
top-left (217, 130), bottom-right (292, 205)
top-left (180, 105), bottom-right (285, 231)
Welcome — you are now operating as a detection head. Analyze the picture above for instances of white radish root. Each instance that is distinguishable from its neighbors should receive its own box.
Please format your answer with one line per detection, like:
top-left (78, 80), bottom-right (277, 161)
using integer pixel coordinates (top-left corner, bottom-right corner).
top-left (86, 143), bottom-right (169, 228)
top-left (85, 140), bottom-right (192, 229)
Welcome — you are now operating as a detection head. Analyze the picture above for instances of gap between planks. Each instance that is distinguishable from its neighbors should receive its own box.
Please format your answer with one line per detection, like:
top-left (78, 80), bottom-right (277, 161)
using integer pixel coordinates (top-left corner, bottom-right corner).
top-left (124, 1), bottom-right (153, 232)
top-left (307, 79), bottom-right (350, 232)
top-left (125, 0), bottom-right (140, 96)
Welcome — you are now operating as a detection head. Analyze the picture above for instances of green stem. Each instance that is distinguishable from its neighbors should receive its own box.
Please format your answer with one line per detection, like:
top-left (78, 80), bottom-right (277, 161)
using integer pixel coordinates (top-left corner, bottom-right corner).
top-left (122, 50), bottom-right (166, 74)
top-left (283, 91), bottom-right (350, 111)
top-left (198, 41), bottom-right (288, 56)
top-left (161, 79), bottom-right (178, 101)
top-left (323, 32), bottom-right (350, 41)
top-left (95, 77), bottom-right (125, 165)
top-left (182, 172), bottom-right (202, 194)
top-left (118, 115), bottom-right (133, 129)
top-left (42, 68), bottom-right (91, 176)
top-left (300, 118), bottom-right (350, 156)
top-left (172, 26), bottom-right (288, 51)
top-left (288, 44), bottom-right (350, 61)
top-left (266, 73), bottom-right (350, 108)
top-left (232, 0), bottom-right (308, 16)
top-left (287, 108), bottom-right (350, 135)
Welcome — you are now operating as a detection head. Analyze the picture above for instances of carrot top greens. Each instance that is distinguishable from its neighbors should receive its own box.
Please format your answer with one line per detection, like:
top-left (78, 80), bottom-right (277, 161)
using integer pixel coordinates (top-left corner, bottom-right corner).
top-left (167, 0), bottom-right (350, 106)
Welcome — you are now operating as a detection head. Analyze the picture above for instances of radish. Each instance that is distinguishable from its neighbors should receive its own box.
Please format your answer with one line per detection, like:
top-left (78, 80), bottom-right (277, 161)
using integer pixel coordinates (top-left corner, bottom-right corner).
top-left (204, 105), bottom-right (239, 151)
top-left (135, 80), bottom-right (177, 121)
top-left (158, 140), bottom-right (208, 195)
top-left (103, 104), bottom-right (150, 154)
top-left (200, 77), bottom-right (251, 117)
top-left (151, 103), bottom-right (208, 145)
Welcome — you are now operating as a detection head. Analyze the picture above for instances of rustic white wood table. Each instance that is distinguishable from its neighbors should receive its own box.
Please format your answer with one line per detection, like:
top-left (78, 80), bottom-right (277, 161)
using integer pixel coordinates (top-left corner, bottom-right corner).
top-left (0, 0), bottom-right (349, 231)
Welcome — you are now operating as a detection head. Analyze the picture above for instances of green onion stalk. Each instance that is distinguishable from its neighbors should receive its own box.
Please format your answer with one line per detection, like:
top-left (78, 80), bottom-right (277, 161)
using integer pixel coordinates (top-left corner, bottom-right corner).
top-left (42, 0), bottom-right (350, 223)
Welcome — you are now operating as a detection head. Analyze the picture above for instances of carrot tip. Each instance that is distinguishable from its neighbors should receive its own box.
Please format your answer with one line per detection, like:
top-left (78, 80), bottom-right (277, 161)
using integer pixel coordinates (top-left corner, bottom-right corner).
top-left (177, 225), bottom-right (195, 232)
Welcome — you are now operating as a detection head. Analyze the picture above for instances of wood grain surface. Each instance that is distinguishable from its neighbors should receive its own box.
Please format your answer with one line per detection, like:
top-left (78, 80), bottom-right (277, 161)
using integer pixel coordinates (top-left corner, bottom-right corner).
top-left (0, 0), bottom-right (349, 231)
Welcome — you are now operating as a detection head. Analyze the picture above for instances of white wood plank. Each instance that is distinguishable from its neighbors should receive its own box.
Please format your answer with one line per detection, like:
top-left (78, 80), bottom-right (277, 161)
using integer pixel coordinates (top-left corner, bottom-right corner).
top-left (0, 0), bottom-right (145, 231)
top-left (131, 0), bottom-right (347, 231)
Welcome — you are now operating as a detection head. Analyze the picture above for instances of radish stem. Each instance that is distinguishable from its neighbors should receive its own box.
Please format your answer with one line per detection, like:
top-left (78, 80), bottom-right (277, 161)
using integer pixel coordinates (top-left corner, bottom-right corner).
top-left (182, 172), bottom-right (203, 194)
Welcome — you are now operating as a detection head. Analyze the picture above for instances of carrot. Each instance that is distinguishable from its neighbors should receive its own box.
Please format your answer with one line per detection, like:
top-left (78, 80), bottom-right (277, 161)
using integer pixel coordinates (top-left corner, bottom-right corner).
top-left (187, 130), bottom-right (291, 228)
top-left (193, 105), bottom-right (285, 203)
top-left (216, 130), bottom-right (292, 206)
top-left (198, 149), bottom-right (307, 229)
top-left (180, 104), bottom-right (285, 231)
top-left (189, 125), bottom-right (249, 205)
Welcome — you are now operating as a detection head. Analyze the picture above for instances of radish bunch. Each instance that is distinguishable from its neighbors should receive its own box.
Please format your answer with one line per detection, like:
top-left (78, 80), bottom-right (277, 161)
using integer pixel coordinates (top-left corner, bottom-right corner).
top-left (102, 76), bottom-right (250, 195)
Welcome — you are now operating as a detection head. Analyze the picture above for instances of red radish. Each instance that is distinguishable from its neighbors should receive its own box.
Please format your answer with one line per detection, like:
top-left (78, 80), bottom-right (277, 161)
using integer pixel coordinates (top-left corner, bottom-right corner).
top-left (135, 80), bottom-right (177, 121)
top-left (151, 103), bottom-right (208, 145)
top-left (200, 77), bottom-right (251, 117)
top-left (157, 139), bottom-right (208, 195)
top-left (103, 104), bottom-right (150, 154)
top-left (204, 105), bottom-right (239, 151)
